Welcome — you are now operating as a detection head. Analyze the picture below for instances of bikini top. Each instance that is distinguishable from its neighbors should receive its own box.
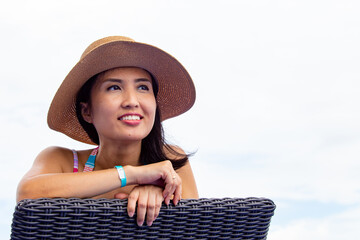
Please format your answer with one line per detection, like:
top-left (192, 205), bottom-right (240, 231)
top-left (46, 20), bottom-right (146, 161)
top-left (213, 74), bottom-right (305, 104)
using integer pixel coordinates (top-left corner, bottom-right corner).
top-left (72, 147), bottom-right (99, 172)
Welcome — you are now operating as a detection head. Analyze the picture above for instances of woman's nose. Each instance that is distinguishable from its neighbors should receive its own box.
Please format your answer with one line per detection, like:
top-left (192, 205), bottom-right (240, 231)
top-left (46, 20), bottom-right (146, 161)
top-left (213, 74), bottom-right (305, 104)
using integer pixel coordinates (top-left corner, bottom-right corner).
top-left (121, 90), bottom-right (139, 108)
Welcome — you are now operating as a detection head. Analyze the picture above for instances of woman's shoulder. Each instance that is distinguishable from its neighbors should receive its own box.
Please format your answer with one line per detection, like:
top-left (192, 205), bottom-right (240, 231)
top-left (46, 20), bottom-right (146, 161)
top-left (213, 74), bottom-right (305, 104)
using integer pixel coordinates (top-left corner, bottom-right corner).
top-left (28, 146), bottom-right (97, 174)
top-left (34, 146), bottom-right (74, 167)
top-left (36, 146), bottom-right (72, 160)
top-left (34, 146), bottom-right (91, 172)
top-left (38, 146), bottom-right (93, 158)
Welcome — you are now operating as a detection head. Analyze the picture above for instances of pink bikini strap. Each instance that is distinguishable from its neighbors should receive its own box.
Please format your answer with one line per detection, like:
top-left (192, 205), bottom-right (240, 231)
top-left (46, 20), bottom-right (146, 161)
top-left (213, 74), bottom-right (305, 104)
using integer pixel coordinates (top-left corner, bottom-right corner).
top-left (72, 149), bottom-right (79, 173)
top-left (72, 147), bottom-right (99, 173)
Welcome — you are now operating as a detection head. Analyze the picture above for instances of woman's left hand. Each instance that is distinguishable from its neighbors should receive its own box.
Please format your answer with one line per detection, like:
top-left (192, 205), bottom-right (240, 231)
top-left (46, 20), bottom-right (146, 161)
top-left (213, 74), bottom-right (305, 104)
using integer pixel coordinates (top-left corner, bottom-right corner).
top-left (114, 185), bottom-right (164, 226)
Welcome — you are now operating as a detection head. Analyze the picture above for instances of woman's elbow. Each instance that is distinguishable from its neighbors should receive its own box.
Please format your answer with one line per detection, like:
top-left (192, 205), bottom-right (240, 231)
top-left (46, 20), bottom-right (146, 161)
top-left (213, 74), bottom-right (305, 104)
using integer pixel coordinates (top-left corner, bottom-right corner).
top-left (16, 179), bottom-right (43, 202)
top-left (17, 183), bottom-right (29, 202)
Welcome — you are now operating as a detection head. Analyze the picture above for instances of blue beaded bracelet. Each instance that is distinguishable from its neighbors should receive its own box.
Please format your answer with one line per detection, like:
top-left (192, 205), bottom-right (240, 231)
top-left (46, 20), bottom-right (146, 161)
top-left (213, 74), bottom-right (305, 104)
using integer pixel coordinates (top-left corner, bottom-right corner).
top-left (115, 166), bottom-right (127, 187)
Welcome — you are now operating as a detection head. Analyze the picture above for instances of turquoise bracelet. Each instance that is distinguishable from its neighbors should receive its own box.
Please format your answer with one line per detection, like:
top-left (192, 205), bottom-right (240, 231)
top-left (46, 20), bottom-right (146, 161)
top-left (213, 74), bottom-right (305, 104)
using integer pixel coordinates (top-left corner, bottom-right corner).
top-left (115, 166), bottom-right (127, 187)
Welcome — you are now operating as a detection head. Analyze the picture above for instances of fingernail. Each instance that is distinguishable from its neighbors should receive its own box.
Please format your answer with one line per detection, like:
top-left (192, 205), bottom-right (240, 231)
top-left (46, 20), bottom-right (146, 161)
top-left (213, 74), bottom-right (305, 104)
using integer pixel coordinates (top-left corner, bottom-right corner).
top-left (138, 221), bottom-right (143, 226)
top-left (128, 212), bottom-right (134, 218)
top-left (147, 221), bottom-right (153, 226)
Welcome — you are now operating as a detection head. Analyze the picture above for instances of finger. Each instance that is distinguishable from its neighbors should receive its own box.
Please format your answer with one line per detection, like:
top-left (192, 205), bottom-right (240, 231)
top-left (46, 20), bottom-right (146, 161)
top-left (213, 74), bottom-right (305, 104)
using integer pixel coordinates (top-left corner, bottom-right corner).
top-left (173, 175), bottom-right (182, 205)
top-left (161, 162), bottom-right (175, 198)
top-left (114, 192), bottom-right (129, 199)
top-left (163, 172), bottom-right (176, 205)
top-left (146, 192), bottom-right (156, 226)
top-left (136, 191), bottom-right (148, 226)
top-left (165, 173), bottom-right (179, 205)
top-left (127, 190), bottom-right (140, 218)
top-left (165, 186), bottom-right (175, 205)
top-left (154, 193), bottom-right (163, 220)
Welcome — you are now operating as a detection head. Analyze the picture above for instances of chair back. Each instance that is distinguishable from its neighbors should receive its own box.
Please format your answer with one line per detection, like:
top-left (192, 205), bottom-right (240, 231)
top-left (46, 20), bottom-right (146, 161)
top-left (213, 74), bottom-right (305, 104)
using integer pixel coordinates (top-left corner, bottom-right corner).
top-left (11, 197), bottom-right (275, 239)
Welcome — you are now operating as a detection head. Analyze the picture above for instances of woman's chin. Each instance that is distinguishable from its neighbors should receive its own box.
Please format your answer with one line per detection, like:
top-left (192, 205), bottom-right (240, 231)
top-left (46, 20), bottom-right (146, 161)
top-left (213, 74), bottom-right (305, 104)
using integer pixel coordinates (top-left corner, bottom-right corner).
top-left (108, 134), bottom-right (149, 144)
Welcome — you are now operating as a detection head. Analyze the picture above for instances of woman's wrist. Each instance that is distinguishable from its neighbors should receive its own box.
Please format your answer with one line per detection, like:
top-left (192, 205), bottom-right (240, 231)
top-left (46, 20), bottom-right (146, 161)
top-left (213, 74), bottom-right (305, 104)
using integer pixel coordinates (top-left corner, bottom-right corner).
top-left (122, 165), bottom-right (136, 185)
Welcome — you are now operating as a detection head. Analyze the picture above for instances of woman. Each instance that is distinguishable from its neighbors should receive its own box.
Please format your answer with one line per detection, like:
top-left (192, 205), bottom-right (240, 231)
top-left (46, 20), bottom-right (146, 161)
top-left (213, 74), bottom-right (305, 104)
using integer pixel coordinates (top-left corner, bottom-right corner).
top-left (16, 36), bottom-right (198, 227)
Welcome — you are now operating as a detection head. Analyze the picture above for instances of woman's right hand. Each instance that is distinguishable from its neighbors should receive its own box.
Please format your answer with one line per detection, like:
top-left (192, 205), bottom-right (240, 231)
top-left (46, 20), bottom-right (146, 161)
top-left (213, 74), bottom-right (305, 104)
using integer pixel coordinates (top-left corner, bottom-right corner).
top-left (115, 185), bottom-right (164, 226)
top-left (125, 160), bottom-right (182, 205)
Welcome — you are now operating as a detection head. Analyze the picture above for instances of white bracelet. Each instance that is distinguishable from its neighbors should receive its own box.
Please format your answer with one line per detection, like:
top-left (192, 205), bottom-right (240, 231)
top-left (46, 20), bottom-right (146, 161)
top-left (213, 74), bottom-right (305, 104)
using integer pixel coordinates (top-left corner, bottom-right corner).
top-left (114, 166), bottom-right (127, 187)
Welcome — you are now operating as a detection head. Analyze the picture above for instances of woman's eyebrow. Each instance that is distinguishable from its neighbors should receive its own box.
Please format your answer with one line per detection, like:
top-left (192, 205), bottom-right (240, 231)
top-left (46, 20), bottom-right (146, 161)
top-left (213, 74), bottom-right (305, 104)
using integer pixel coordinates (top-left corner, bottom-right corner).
top-left (104, 78), bottom-right (123, 84)
top-left (135, 78), bottom-right (152, 83)
top-left (103, 78), bottom-right (151, 83)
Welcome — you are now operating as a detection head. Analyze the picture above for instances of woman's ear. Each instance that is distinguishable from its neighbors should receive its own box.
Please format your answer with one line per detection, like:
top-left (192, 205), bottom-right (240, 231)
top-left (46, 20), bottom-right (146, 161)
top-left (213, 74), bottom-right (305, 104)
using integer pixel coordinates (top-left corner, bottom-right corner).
top-left (80, 102), bottom-right (92, 123)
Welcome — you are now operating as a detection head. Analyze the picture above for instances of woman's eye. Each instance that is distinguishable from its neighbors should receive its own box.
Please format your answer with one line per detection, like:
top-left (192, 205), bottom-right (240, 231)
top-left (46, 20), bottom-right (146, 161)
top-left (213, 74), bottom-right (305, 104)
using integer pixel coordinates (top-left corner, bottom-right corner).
top-left (107, 85), bottom-right (120, 91)
top-left (138, 85), bottom-right (149, 91)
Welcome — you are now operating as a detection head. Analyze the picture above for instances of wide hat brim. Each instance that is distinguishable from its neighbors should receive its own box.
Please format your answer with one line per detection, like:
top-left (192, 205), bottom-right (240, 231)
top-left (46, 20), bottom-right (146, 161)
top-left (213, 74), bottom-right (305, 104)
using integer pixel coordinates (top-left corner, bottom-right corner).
top-left (47, 36), bottom-right (196, 145)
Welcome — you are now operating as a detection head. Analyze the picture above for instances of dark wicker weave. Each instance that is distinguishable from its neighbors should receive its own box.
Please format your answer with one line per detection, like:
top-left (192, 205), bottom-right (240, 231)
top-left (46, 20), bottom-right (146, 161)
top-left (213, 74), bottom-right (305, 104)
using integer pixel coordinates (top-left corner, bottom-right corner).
top-left (11, 197), bottom-right (275, 240)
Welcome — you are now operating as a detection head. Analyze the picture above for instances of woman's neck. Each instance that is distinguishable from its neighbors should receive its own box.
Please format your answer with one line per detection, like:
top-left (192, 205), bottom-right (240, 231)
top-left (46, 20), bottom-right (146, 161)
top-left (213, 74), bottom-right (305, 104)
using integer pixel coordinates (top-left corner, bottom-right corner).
top-left (95, 140), bottom-right (142, 169)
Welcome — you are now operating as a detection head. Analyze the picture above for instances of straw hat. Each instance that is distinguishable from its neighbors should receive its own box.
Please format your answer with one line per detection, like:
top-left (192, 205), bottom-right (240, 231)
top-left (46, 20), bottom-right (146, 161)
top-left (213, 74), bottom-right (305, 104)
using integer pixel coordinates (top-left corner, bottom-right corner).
top-left (47, 36), bottom-right (196, 145)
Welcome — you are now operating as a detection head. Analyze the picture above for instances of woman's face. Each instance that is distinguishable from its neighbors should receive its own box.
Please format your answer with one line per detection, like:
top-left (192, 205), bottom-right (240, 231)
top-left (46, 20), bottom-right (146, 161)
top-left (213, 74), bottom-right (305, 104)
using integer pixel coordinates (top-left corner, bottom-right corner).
top-left (81, 67), bottom-right (157, 144)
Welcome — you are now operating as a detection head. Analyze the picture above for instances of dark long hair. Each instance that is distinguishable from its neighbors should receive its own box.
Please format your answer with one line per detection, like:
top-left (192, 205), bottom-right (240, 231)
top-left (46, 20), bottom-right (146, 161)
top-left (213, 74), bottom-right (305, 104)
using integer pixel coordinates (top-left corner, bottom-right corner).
top-left (75, 71), bottom-right (189, 170)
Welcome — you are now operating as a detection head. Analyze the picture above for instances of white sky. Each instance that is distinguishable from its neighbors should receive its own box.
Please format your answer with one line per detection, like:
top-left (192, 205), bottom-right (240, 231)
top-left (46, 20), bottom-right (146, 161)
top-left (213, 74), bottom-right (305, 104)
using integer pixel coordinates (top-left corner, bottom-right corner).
top-left (1, 0), bottom-right (360, 239)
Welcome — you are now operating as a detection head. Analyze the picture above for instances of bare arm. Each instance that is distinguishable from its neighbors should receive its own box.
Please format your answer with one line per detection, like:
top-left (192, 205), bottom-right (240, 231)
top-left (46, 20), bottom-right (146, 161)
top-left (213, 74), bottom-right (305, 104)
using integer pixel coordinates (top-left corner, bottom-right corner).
top-left (17, 147), bottom-right (179, 202)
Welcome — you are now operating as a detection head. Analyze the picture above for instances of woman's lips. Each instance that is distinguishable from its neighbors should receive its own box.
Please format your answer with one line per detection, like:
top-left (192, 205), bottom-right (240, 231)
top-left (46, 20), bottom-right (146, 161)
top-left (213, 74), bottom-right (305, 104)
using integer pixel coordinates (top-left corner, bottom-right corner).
top-left (119, 115), bottom-right (141, 121)
top-left (118, 113), bottom-right (143, 125)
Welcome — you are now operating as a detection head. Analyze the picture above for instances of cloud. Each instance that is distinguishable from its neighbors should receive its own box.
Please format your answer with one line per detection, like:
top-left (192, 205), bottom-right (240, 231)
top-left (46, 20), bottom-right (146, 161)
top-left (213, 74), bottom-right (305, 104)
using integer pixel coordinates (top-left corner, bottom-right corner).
top-left (269, 204), bottom-right (360, 240)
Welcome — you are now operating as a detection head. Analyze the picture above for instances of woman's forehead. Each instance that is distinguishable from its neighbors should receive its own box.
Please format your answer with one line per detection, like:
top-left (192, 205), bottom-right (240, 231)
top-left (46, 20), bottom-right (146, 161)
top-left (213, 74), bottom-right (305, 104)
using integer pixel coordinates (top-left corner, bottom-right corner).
top-left (98, 67), bottom-right (152, 81)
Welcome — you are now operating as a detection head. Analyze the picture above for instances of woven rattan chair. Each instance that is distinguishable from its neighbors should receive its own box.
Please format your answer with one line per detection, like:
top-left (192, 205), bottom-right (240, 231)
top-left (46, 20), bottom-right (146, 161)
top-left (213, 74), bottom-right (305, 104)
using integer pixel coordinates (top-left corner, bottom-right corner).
top-left (11, 197), bottom-right (275, 240)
